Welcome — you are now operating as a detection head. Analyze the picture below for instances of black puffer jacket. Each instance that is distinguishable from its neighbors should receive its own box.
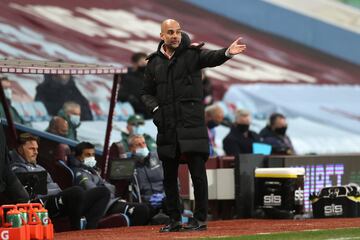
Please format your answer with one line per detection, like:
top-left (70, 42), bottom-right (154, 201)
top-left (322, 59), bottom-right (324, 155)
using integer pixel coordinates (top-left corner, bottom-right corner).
top-left (141, 33), bottom-right (230, 158)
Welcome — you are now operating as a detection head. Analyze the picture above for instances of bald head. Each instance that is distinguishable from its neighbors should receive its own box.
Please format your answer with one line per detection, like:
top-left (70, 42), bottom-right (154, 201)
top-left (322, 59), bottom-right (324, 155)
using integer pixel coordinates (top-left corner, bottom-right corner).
top-left (161, 19), bottom-right (180, 33)
top-left (48, 116), bottom-right (69, 137)
top-left (160, 19), bottom-right (182, 52)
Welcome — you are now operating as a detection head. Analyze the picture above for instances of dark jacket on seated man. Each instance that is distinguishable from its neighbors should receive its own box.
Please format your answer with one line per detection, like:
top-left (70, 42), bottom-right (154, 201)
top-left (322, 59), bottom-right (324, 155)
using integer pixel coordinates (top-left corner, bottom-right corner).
top-left (260, 126), bottom-right (295, 155)
top-left (259, 113), bottom-right (295, 155)
top-left (223, 125), bottom-right (261, 156)
top-left (9, 133), bottom-right (110, 230)
top-left (133, 151), bottom-right (164, 203)
top-left (10, 151), bottom-right (63, 197)
top-left (0, 123), bottom-right (29, 204)
top-left (69, 141), bottom-right (151, 226)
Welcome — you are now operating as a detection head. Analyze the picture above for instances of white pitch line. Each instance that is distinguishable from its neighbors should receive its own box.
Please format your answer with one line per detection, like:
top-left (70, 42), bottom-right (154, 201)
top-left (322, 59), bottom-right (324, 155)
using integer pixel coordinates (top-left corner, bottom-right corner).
top-left (325, 237), bottom-right (360, 240)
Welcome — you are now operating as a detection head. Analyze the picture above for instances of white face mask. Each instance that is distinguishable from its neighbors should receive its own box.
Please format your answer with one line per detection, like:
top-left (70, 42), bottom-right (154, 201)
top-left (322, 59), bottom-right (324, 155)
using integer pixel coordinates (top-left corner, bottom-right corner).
top-left (4, 89), bottom-right (12, 99)
top-left (83, 156), bottom-right (97, 168)
top-left (69, 114), bottom-right (81, 126)
top-left (133, 125), bottom-right (145, 135)
top-left (135, 147), bottom-right (149, 158)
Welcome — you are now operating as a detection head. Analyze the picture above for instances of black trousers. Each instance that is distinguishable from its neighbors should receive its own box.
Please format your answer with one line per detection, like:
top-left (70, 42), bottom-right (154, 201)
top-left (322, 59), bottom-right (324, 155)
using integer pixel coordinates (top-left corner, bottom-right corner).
top-left (107, 200), bottom-right (151, 226)
top-left (45, 186), bottom-right (110, 230)
top-left (161, 152), bottom-right (208, 222)
top-left (0, 166), bottom-right (29, 204)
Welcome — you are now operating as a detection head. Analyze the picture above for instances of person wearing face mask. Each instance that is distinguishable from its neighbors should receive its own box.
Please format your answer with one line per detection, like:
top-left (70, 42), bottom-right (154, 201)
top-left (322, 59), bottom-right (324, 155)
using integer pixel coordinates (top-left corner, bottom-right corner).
top-left (118, 52), bottom-right (151, 119)
top-left (57, 101), bottom-right (81, 141)
top-left (259, 113), bottom-right (295, 155)
top-left (119, 114), bottom-right (157, 152)
top-left (223, 109), bottom-right (261, 156)
top-left (0, 76), bottom-right (28, 125)
top-left (35, 71), bottom-right (93, 121)
top-left (9, 133), bottom-right (110, 230)
top-left (69, 141), bottom-right (152, 226)
top-left (205, 104), bottom-right (224, 157)
top-left (128, 135), bottom-right (165, 209)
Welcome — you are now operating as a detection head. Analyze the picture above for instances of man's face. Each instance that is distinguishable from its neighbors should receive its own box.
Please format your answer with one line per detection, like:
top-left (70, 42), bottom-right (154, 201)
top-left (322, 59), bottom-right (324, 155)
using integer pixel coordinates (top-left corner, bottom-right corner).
top-left (56, 75), bottom-right (71, 85)
top-left (160, 21), bottom-right (182, 50)
top-left (213, 108), bottom-right (224, 125)
top-left (236, 115), bottom-right (251, 125)
top-left (1, 79), bottom-right (11, 89)
top-left (67, 107), bottom-right (81, 117)
top-left (127, 123), bottom-right (144, 134)
top-left (79, 148), bottom-right (95, 162)
top-left (19, 140), bottom-right (38, 164)
top-left (56, 121), bottom-right (69, 137)
top-left (136, 57), bottom-right (148, 68)
top-left (273, 117), bottom-right (287, 129)
top-left (130, 137), bottom-right (146, 153)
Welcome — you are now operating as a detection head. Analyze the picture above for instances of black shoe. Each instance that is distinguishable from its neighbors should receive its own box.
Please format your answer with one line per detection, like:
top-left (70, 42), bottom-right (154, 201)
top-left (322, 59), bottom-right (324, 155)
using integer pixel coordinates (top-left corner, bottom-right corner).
top-left (183, 218), bottom-right (207, 231)
top-left (159, 220), bottom-right (182, 233)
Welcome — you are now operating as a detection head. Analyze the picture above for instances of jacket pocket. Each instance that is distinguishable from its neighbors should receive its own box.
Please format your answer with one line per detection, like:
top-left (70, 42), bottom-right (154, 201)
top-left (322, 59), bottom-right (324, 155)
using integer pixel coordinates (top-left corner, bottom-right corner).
top-left (180, 99), bottom-right (205, 128)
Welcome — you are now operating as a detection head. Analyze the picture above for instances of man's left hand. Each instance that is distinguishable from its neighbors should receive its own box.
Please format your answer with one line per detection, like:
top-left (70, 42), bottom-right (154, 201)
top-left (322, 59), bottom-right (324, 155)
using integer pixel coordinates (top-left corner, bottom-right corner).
top-left (228, 37), bottom-right (246, 55)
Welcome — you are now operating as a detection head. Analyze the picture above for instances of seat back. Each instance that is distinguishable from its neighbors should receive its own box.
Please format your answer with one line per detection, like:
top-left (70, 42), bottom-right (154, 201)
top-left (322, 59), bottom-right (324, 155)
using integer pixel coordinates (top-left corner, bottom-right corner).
top-left (51, 143), bottom-right (74, 189)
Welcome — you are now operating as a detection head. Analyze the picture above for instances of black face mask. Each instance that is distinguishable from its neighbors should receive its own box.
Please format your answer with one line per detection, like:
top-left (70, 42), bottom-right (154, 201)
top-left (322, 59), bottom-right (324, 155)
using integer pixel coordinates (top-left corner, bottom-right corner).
top-left (137, 66), bottom-right (146, 73)
top-left (275, 126), bottom-right (287, 136)
top-left (236, 124), bottom-right (249, 133)
top-left (207, 120), bottom-right (219, 129)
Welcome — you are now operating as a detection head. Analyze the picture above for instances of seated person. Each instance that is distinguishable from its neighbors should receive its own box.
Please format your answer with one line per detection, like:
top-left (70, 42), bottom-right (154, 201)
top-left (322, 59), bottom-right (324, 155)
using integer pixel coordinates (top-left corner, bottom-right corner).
top-left (127, 134), bottom-right (165, 209)
top-left (35, 72), bottom-right (93, 120)
top-left (46, 116), bottom-right (71, 162)
top-left (0, 76), bottom-right (28, 125)
top-left (205, 104), bottom-right (224, 157)
top-left (223, 109), bottom-right (261, 156)
top-left (69, 141), bottom-right (151, 226)
top-left (57, 101), bottom-right (81, 141)
top-left (259, 113), bottom-right (295, 155)
top-left (9, 133), bottom-right (110, 230)
top-left (46, 116), bottom-right (69, 138)
top-left (0, 123), bottom-right (29, 204)
top-left (119, 114), bottom-right (156, 152)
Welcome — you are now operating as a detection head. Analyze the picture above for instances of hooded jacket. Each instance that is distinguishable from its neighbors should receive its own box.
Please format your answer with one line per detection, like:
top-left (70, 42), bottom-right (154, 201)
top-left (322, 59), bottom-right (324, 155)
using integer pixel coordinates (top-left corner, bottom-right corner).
top-left (141, 33), bottom-right (230, 158)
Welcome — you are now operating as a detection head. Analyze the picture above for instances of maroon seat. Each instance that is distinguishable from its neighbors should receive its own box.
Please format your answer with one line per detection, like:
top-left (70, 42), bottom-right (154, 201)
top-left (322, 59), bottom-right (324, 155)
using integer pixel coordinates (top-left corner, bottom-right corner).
top-left (108, 142), bottom-right (131, 200)
top-left (51, 144), bottom-right (74, 189)
top-left (109, 142), bottom-right (126, 160)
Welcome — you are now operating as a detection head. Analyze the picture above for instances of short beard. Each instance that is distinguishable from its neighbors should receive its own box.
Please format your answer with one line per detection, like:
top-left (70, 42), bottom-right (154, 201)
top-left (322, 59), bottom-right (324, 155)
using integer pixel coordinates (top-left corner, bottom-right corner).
top-left (28, 158), bottom-right (37, 164)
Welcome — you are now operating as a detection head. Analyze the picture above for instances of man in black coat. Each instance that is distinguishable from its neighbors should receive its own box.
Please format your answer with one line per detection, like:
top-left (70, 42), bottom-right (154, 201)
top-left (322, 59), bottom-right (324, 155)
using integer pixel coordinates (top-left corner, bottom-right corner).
top-left (118, 52), bottom-right (151, 119)
top-left (223, 109), bottom-right (261, 156)
top-left (35, 74), bottom-right (93, 121)
top-left (141, 19), bottom-right (246, 232)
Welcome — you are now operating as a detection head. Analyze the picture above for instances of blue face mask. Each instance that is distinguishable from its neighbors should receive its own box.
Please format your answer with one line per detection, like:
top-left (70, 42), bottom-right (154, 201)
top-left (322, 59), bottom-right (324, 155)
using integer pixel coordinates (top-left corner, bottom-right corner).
top-left (133, 125), bottom-right (145, 135)
top-left (135, 147), bottom-right (149, 158)
top-left (69, 114), bottom-right (81, 126)
top-left (4, 89), bottom-right (12, 99)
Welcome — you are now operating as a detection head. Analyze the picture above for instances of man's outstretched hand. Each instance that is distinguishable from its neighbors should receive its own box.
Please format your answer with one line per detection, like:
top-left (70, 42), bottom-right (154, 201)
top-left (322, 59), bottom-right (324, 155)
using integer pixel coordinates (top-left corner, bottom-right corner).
top-left (228, 37), bottom-right (246, 55)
